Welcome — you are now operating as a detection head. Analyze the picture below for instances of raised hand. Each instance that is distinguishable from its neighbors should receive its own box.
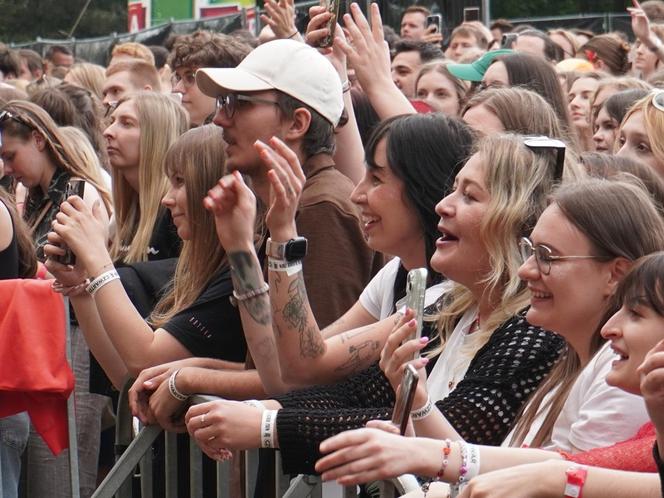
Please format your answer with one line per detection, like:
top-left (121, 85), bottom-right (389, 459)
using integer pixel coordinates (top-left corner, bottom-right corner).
top-left (256, 137), bottom-right (306, 241)
top-left (261, 0), bottom-right (299, 39)
top-left (204, 170), bottom-right (257, 253)
top-left (379, 308), bottom-right (430, 394)
top-left (51, 197), bottom-right (111, 276)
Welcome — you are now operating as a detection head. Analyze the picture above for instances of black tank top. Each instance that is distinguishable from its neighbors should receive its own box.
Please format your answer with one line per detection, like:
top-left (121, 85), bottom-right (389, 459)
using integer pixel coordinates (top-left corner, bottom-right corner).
top-left (0, 199), bottom-right (19, 280)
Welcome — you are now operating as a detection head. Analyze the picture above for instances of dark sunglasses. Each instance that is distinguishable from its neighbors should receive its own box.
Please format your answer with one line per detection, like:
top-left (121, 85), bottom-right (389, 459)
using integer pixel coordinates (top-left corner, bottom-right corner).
top-left (522, 135), bottom-right (566, 182)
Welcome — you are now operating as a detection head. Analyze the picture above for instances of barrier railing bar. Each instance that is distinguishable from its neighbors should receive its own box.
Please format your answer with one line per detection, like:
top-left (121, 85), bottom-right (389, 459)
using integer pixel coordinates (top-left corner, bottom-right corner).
top-left (215, 458), bottom-right (231, 497)
top-left (63, 297), bottom-right (81, 498)
top-left (190, 437), bottom-right (204, 498)
top-left (92, 425), bottom-right (162, 498)
top-left (139, 441), bottom-right (154, 498)
top-left (164, 430), bottom-right (177, 498)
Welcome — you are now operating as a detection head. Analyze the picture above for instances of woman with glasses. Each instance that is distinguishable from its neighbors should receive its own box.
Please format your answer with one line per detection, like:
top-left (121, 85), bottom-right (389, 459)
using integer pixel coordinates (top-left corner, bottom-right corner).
top-left (183, 133), bottom-right (579, 475)
top-left (616, 91), bottom-right (664, 178)
top-left (317, 239), bottom-right (664, 498)
top-left (375, 165), bottom-right (655, 458)
top-left (0, 100), bottom-right (112, 261)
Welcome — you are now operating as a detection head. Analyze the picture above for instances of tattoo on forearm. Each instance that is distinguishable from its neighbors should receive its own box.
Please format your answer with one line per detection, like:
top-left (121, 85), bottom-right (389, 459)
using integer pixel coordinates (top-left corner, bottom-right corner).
top-left (280, 273), bottom-right (324, 358)
top-left (334, 340), bottom-right (380, 375)
top-left (253, 336), bottom-right (276, 360)
top-left (229, 251), bottom-right (271, 325)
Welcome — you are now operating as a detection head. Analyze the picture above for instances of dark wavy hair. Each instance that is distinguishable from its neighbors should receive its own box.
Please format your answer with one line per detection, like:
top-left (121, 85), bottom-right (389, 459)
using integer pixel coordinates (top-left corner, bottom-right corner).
top-left (365, 113), bottom-right (474, 279)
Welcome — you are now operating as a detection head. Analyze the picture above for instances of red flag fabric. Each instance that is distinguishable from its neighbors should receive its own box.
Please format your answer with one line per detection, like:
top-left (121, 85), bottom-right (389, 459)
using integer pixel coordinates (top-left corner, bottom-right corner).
top-left (0, 279), bottom-right (74, 454)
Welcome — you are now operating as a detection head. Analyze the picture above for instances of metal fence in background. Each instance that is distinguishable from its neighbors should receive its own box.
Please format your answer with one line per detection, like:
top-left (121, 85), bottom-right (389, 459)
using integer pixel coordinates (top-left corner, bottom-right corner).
top-left (7, 4), bottom-right (632, 67)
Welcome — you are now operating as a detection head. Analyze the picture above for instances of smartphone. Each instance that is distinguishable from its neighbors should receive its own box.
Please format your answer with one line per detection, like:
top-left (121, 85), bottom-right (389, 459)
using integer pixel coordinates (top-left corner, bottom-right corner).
top-left (463, 7), bottom-right (480, 22)
top-left (426, 14), bottom-right (442, 33)
top-left (56, 179), bottom-right (86, 265)
top-left (390, 364), bottom-right (419, 435)
top-left (319, 0), bottom-right (341, 48)
top-left (405, 268), bottom-right (427, 358)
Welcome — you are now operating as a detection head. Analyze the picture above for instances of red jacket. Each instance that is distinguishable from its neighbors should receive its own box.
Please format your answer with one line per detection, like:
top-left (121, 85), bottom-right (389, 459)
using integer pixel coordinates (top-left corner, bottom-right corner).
top-left (0, 279), bottom-right (74, 454)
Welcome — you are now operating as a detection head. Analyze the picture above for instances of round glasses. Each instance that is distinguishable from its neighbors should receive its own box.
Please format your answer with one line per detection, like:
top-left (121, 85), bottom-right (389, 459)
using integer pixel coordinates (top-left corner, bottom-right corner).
top-left (519, 237), bottom-right (600, 275)
top-left (171, 71), bottom-right (197, 89)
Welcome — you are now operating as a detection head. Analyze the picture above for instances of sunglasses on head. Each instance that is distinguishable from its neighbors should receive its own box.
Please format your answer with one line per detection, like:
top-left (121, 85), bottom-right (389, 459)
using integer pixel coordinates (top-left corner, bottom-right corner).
top-left (522, 135), bottom-right (566, 182)
top-left (651, 90), bottom-right (664, 112)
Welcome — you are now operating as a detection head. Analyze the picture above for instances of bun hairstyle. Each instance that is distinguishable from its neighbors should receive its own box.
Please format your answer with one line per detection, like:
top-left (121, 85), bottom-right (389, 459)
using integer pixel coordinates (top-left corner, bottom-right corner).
top-left (579, 34), bottom-right (631, 75)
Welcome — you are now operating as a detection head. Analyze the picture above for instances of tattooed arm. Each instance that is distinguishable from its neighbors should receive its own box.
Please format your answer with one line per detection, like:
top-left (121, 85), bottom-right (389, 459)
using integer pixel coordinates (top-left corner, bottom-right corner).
top-left (228, 249), bottom-right (293, 395)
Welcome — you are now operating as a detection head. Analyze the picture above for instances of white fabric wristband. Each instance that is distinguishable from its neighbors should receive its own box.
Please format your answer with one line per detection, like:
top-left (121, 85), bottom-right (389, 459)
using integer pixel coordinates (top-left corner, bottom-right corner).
top-left (260, 409), bottom-right (278, 448)
top-left (267, 258), bottom-right (303, 276)
top-left (410, 396), bottom-right (434, 421)
top-left (86, 269), bottom-right (120, 296)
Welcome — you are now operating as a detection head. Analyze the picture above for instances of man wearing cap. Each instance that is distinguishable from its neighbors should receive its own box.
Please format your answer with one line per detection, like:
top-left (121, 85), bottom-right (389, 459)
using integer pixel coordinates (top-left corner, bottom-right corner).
top-left (197, 38), bottom-right (380, 328)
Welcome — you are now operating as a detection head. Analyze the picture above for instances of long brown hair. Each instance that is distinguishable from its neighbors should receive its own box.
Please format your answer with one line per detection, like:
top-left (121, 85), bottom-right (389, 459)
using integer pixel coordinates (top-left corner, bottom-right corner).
top-left (0, 189), bottom-right (37, 278)
top-left (150, 125), bottom-right (257, 327)
top-left (509, 178), bottom-right (664, 447)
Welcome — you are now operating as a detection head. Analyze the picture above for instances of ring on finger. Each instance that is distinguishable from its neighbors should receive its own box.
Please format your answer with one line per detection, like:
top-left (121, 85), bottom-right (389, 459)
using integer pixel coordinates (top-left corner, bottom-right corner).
top-left (201, 414), bottom-right (206, 427)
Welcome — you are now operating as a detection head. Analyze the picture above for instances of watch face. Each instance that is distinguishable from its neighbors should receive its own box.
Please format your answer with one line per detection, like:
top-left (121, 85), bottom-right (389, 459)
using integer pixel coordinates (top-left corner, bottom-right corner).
top-left (286, 239), bottom-right (308, 260)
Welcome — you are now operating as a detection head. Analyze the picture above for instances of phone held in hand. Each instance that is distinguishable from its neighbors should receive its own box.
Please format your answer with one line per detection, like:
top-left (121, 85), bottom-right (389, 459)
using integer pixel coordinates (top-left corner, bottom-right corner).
top-left (55, 179), bottom-right (86, 265)
top-left (319, 0), bottom-right (342, 48)
top-left (405, 268), bottom-right (427, 359)
top-left (463, 7), bottom-right (481, 23)
top-left (391, 364), bottom-right (419, 435)
top-left (426, 14), bottom-right (443, 33)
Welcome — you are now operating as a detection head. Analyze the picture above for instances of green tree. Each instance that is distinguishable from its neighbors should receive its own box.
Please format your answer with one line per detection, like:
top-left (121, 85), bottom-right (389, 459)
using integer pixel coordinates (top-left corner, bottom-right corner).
top-left (0, 0), bottom-right (127, 43)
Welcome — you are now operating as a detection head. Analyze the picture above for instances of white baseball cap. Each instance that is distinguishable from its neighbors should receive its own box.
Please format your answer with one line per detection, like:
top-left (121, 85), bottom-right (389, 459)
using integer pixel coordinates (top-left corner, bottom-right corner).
top-left (196, 39), bottom-right (343, 126)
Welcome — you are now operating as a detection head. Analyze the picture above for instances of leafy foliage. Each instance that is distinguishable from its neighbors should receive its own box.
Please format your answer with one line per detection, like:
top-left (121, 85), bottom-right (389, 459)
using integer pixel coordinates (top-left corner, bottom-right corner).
top-left (0, 0), bottom-right (127, 43)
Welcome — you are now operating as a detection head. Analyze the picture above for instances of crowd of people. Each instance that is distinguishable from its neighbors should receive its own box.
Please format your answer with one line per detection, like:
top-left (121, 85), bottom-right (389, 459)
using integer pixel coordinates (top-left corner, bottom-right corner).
top-left (2, 0), bottom-right (664, 497)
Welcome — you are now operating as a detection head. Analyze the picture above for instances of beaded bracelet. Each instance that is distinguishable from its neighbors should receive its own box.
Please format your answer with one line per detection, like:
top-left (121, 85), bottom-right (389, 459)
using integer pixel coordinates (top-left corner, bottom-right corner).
top-left (421, 439), bottom-right (452, 497)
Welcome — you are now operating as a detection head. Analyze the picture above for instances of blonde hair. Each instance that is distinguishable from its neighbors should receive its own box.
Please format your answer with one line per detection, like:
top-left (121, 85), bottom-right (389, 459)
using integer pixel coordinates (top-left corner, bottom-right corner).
top-left (110, 92), bottom-right (189, 263)
top-left (64, 62), bottom-right (106, 100)
top-left (150, 125), bottom-right (230, 326)
top-left (618, 92), bottom-right (664, 168)
top-left (430, 134), bottom-right (585, 358)
top-left (1, 100), bottom-right (112, 215)
top-left (111, 42), bottom-right (155, 66)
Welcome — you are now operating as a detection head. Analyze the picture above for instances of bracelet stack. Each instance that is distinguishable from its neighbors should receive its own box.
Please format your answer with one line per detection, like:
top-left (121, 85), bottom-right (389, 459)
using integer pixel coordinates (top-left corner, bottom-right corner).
top-left (450, 442), bottom-right (481, 497)
top-left (168, 369), bottom-right (189, 402)
top-left (86, 269), bottom-right (120, 296)
top-left (267, 257), bottom-right (303, 276)
top-left (410, 396), bottom-right (434, 421)
top-left (260, 409), bottom-right (278, 448)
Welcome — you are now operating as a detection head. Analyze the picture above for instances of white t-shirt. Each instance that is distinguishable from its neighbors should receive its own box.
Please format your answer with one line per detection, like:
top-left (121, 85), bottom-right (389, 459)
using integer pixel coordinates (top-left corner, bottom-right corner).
top-left (359, 257), bottom-right (449, 320)
top-left (544, 342), bottom-right (649, 452)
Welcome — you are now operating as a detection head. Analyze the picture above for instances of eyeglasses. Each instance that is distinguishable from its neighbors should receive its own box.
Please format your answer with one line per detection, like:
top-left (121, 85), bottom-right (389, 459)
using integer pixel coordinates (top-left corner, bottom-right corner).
top-left (171, 71), bottom-right (197, 89)
top-left (522, 135), bottom-right (566, 182)
top-left (215, 93), bottom-right (280, 119)
top-left (519, 237), bottom-right (601, 275)
top-left (651, 89), bottom-right (664, 112)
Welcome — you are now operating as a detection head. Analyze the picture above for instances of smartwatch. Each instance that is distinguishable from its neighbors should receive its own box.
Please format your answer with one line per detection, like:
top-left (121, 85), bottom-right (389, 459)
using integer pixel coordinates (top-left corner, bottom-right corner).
top-left (563, 465), bottom-right (587, 498)
top-left (266, 237), bottom-right (308, 262)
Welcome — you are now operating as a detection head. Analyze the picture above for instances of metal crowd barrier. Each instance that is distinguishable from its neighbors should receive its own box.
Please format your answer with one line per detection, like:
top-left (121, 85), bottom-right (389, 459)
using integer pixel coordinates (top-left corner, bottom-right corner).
top-left (91, 388), bottom-right (417, 498)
